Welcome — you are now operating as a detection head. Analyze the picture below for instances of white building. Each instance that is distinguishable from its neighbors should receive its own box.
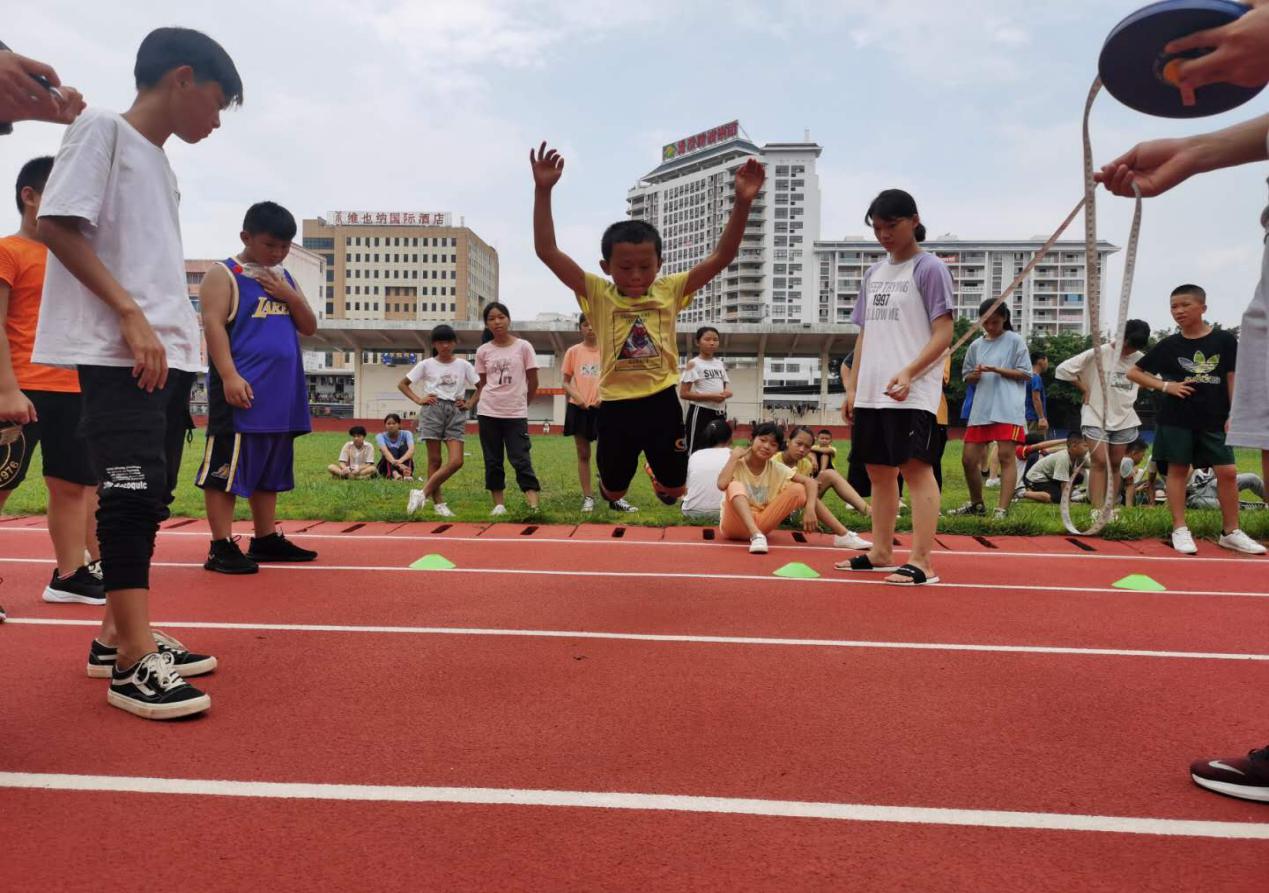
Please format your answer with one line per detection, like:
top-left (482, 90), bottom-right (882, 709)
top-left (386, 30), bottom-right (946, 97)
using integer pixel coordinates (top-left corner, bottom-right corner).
top-left (626, 121), bottom-right (822, 328)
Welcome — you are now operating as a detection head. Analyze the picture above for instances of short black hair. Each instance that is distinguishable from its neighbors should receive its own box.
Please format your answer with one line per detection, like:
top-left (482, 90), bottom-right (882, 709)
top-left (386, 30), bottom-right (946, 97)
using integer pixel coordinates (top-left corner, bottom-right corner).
top-left (1128, 438), bottom-right (1148, 453)
top-left (1123, 318), bottom-right (1150, 350)
top-left (242, 201), bottom-right (296, 240)
top-left (135, 27), bottom-right (243, 107)
top-left (383, 413), bottom-right (401, 424)
top-left (695, 325), bottom-right (720, 343)
top-left (816, 428), bottom-right (832, 437)
top-left (349, 425), bottom-right (367, 437)
top-left (1066, 431), bottom-right (1086, 447)
top-left (751, 421), bottom-right (786, 449)
top-left (703, 419), bottom-right (732, 448)
top-left (601, 219), bottom-right (662, 262)
top-left (577, 313), bottom-right (587, 328)
top-left (14, 156), bottom-right (53, 214)
top-left (1171, 283), bottom-right (1206, 303)
top-left (1032, 352), bottom-right (1048, 363)
top-left (431, 324), bottom-right (457, 343)
top-left (865, 189), bottom-right (927, 242)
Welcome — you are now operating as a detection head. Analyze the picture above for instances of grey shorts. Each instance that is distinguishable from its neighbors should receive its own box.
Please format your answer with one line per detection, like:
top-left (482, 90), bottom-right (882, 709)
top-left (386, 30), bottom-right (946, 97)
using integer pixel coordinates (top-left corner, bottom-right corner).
top-left (418, 400), bottom-right (468, 441)
top-left (1081, 425), bottom-right (1139, 445)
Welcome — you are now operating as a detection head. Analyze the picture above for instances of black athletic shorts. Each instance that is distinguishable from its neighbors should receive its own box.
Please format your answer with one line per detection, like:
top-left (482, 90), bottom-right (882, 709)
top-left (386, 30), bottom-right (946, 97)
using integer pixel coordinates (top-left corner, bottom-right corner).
top-left (597, 385), bottom-right (688, 492)
top-left (0, 390), bottom-right (97, 491)
top-left (563, 403), bottom-right (600, 441)
top-left (848, 408), bottom-right (937, 468)
top-left (1026, 479), bottom-right (1065, 502)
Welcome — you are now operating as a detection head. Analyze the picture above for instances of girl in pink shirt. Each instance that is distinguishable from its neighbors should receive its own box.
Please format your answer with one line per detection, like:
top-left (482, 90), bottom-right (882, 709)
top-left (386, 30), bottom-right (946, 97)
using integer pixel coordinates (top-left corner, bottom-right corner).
top-left (472, 303), bottom-right (541, 515)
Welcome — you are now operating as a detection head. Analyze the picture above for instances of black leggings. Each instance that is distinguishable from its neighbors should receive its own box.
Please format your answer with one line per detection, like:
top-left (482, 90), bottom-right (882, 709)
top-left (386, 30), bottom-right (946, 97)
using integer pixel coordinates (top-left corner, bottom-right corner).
top-left (78, 366), bottom-right (194, 592)
top-left (477, 416), bottom-right (540, 493)
top-left (684, 404), bottom-right (726, 454)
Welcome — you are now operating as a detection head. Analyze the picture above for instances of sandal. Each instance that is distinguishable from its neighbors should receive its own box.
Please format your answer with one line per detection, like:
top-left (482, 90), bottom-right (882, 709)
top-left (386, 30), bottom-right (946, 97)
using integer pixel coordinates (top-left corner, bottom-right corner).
top-left (884, 563), bottom-right (940, 586)
top-left (835, 554), bottom-right (899, 572)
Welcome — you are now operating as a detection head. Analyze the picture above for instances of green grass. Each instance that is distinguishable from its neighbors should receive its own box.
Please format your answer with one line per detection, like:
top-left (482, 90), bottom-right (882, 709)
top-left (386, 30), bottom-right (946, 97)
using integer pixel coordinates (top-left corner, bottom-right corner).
top-left (3, 432), bottom-right (1266, 541)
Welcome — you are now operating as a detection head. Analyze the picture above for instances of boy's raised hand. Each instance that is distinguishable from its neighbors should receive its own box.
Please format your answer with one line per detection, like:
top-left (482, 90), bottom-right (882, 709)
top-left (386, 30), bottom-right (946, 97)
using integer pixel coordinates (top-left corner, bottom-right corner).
top-left (530, 142), bottom-right (565, 190)
top-left (733, 158), bottom-right (765, 202)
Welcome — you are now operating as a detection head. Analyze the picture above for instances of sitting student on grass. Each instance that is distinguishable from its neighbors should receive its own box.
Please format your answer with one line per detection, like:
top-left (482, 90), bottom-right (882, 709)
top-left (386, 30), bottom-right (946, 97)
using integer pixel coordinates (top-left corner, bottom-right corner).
top-left (777, 426), bottom-right (871, 549)
top-left (375, 413), bottom-right (415, 480)
top-left (1118, 438), bottom-right (1150, 507)
top-left (1019, 432), bottom-right (1089, 504)
top-left (681, 419), bottom-right (733, 523)
top-left (717, 422), bottom-right (817, 554)
top-left (328, 426), bottom-right (377, 479)
top-left (1185, 467), bottom-right (1265, 510)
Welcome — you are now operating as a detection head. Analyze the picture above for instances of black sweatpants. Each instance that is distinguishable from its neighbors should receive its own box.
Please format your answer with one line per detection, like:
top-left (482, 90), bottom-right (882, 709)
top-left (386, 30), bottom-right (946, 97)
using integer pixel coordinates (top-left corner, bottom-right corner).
top-left (477, 415), bottom-right (540, 493)
top-left (684, 403), bottom-right (727, 455)
top-left (77, 366), bottom-right (194, 592)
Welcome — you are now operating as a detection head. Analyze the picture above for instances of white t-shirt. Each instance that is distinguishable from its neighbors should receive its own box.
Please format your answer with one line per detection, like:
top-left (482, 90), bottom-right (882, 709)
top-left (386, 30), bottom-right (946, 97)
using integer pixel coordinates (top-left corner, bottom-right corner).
top-left (682, 447), bottom-right (730, 515)
top-left (850, 253), bottom-right (954, 414)
top-left (407, 356), bottom-right (477, 401)
top-left (1025, 450), bottom-right (1076, 486)
top-left (1055, 344), bottom-right (1144, 431)
top-left (681, 356), bottom-right (729, 410)
top-left (32, 109), bottom-right (203, 373)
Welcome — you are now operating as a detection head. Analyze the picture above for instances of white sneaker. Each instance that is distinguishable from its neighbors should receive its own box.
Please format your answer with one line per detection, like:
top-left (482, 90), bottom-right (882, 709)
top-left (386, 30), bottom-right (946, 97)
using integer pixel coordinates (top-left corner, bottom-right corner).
top-left (490, 504), bottom-right (507, 517)
top-left (1171, 526), bottom-right (1198, 555)
top-left (749, 533), bottom-right (768, 554)
top-left (581, 496), bottom-right (595, 513)
top-left (406, 489), bottom-right (426, 515)
top-left (1218, 528), bottom-right (1267, 555)
top-left (433, 502), bottom-right (455, 518)
top-left (992, 507), bottom-right (1008, 521)
top-left (984, 477), bottom-right (1001, 489)
top-left (833, 531), bottom-right (872, 550)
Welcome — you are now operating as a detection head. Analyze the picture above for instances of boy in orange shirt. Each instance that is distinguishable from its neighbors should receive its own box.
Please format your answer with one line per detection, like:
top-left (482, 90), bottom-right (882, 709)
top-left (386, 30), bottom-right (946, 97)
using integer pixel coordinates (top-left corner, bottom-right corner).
top-left (0, 156), bottom-right (103, 607)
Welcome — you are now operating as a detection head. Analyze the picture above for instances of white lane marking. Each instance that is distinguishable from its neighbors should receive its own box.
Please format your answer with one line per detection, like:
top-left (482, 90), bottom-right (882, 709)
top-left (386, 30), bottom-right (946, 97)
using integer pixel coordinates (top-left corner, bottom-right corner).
top-left (3, 524), bottom-right (1265, 566)
top-left (0, 556), bottom-right (1262, 600)
top-left (8, 617), bottom-right (1269, 663)
top-left (1, 772), bottom-right (1266, 840)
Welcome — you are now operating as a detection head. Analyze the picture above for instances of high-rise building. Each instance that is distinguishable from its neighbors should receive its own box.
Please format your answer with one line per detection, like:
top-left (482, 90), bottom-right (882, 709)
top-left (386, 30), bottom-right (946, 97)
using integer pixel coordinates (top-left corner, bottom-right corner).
top-left (626, 121), bottom-right (822, 326)
top-left (813, 238), bottom-right (1119, 338)
top-left (300, 212), bottom-right (498, 328)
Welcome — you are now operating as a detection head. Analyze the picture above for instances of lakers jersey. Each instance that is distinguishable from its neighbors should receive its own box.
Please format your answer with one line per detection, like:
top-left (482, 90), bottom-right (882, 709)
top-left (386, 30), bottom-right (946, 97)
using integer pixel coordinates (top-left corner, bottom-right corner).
top-left (206, 258), bottom-right (311, 436)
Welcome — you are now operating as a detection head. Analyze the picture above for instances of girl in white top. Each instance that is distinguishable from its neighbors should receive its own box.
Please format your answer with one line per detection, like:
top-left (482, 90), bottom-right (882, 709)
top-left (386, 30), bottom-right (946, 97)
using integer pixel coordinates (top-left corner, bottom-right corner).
top-left (841, 189), bottom-right (953, 586)
top-left (679, 326), bottom-right (732, 454)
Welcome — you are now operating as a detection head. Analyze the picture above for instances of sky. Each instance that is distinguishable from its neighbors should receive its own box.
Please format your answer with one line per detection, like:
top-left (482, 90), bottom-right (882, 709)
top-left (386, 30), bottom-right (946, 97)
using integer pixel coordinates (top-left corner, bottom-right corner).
top-left (3, 0), bottom-right (1266, 333)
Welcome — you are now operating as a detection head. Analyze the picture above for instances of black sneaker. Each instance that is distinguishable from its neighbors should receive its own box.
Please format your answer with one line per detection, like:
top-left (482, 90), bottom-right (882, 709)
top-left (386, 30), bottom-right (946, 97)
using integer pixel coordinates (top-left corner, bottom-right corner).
top-left (247, 530), bottom-right (318, 563)
top-left (108, 651), bottom-right (210, 720)
top-left (204, 536), bottom-right (259, 575)
top-left (945, 501), bottom-right (986, 517)
top-left (41, 565), bottom-right (106, 605)
top-left (87, 630), bottom-right (217, 678)
top-left (0, 603), bottom-right (6, 622)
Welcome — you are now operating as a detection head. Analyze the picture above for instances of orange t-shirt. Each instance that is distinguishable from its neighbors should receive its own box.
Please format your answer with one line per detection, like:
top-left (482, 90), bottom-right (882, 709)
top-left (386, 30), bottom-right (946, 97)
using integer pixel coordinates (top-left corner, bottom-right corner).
top-left (561, 341), bottom-right (601, 408)
top-left (0, 235), bottom-right (79, 393)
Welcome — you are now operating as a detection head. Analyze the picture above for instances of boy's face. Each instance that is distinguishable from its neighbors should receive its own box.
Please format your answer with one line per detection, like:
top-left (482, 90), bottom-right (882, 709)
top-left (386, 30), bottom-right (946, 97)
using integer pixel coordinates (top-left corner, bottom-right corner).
top-left (171, 70), bottom-right (227, 144)
top-left (434, 338), bottom-right (456, 360)
top-left (20, 185), bottom-right (43, 218)
top-left (600, 241), bottom-right (661, 297)
top-left (579, 319), bottom-right (595, 341)
top-left (1069, 439), bottom-right (1089, 461)
top-left (1170, 293), bottom-right (1205, 329)
top-left (816, 432), bottom-right (832, 447)
top-left (1035, 357), bottom-right (1048, 373)
top-left (352, 434), bottom-right (366, 447)
top-left (1129, 448), bottom-right (1146, 465)
top-left (240, 232), bottom-right (292, 267)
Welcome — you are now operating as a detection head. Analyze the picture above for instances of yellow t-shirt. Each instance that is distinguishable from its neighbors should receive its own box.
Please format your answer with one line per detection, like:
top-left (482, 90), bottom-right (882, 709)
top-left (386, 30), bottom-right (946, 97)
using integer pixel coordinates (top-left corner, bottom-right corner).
top-left (731, 457), bottom-right (795, 511)
top-left (774, 452), bottom-right (815, 478)
top-left (577, 271), bottom-right (694, 401)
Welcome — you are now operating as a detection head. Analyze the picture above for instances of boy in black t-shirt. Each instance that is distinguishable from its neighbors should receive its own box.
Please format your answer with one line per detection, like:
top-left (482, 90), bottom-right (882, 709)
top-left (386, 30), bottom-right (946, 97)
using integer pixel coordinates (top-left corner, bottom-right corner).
top-left (1127, 284), bottom-right (1263, 555)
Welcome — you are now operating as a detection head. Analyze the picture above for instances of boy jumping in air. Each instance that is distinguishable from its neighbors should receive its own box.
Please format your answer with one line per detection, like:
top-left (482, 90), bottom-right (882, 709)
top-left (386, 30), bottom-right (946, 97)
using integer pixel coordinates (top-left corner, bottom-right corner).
top-left (531, 141), bottom-right (764, 506)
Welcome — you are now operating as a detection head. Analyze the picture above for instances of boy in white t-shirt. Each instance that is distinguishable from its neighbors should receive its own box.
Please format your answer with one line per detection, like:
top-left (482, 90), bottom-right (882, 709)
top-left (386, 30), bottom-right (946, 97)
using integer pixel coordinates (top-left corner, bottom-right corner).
top-left (328, 426), bottom-right (377, 479)
top-left (31, 28), bottom-right (241, 720)
top-left (399, 324), bottom-right (477, 516)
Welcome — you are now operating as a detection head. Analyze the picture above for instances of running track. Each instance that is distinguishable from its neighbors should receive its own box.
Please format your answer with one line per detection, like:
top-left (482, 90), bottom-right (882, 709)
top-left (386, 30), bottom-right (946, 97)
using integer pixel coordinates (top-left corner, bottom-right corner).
top-left (1, 515), bottom-right (1267, 891)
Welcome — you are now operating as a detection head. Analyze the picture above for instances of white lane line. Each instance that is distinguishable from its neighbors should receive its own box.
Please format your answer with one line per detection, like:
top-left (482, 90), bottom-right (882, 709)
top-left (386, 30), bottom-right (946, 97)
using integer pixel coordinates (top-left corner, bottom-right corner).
top-left (0, 556), bottom-right (1261, 599)
top-left (8, 618), bottom-right (1269, 663)
top-left (1, 772), bottom-right (1266, 840)
top-left (3, 524), bottom-right (1264, 565)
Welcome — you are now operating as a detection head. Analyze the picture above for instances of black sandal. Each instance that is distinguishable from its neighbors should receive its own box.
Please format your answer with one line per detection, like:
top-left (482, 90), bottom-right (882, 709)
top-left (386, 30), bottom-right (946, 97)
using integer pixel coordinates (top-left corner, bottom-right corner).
top-left (884, 563), bottom-right (941, 585)
top-left (836, 554), bottom-right (900, 572)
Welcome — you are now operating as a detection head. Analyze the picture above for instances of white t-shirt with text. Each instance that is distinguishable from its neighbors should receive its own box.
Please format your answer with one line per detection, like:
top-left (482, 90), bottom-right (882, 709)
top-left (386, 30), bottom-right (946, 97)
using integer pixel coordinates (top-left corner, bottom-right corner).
top-left (681, 356), bottom-right (730, 410)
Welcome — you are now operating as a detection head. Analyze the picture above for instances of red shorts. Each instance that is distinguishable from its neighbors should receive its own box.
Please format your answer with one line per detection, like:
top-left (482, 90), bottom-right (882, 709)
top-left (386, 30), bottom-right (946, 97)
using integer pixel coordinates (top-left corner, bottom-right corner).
top-left (965, 423), bottom-right (1025, 444)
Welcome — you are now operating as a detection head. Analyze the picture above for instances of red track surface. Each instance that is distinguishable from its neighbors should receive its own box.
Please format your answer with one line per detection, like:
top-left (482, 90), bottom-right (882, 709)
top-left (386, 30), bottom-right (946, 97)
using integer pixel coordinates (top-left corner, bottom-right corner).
top-left (2, 517), bottom-right (1268, 891)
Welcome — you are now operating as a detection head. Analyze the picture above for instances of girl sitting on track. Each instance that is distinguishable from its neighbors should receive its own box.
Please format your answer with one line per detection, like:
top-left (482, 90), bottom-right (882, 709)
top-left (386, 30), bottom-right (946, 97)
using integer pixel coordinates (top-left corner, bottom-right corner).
top-left (777, 427), bottom-right (871, 549)
top-left (679, 326), bottom-right (732, 454)
top-left (717, 422), bottom-right (817, 554)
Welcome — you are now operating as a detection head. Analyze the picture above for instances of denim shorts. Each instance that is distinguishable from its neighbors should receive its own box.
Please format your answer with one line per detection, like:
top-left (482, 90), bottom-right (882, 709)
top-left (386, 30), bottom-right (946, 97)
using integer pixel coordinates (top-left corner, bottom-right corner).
top-left (1081, 425), bottom-right (1139, 445)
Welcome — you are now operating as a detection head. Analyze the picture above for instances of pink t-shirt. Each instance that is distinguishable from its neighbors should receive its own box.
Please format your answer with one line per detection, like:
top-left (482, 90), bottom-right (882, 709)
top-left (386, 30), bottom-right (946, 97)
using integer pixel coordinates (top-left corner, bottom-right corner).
top-left (475, 337), bottom-right (538, 419)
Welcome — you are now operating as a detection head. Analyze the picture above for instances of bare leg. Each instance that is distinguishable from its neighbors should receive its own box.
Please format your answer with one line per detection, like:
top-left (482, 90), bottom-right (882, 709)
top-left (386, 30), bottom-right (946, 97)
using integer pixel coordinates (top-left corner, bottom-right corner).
top-left (248, 490), bottom-right (277, 539)
top-left (995, 439), bottom-right (1017, 511)
top-left (45, 477), bottom-right (91, 576)
top-left (1214, 465), bottom-right (1241, 534)
top-left (204, 488), bottom-right (237, 541)
top-left (962, 441), bottom-right (986, 506)
top-left (814, 500), bottom-right (848, 536)
top-left (890, 459), bottom-right (939, 581)
top-left (424, 440), bottom-right (464, 500)
top-left (574, 435), bottom-right (592, 498)
top-left (85, 488), bottom-right (99, 562)
top-left (863, 464), bottom-right (899, 566)
top-left (490, 489), bottom-right (505, 508)
top-left (425, 440), bottom-right (443, 503)
top-left (817, 468), bottom-right (869, 513)
top-left (525, 490), bottom-right (540, 509)
top-left (1166, 464), bottom-right (1191, 529)
top-left (1088, 440), bottom-right (1109, 509)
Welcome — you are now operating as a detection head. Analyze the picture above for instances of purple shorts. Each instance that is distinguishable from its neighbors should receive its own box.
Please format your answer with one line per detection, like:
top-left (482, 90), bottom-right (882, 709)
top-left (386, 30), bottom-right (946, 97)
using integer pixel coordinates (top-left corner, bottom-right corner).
top-left (195, 432), bottom-right (296, 498)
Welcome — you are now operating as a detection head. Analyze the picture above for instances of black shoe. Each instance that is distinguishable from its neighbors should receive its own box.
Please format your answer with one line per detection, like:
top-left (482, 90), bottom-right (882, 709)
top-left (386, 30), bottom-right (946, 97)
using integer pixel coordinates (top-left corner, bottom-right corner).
top-left (87, 631), bottom-right (217, 678)
top-left (204, 536), bottom-right (259, 574)
top-left (41, 565), bottom-right (107, 605)
top-left (247, 530), bottom-right (318, 563)
top-left (0, 603), bottom-right (6, 622)
top-left (108, 652), bottom-right (210, 720)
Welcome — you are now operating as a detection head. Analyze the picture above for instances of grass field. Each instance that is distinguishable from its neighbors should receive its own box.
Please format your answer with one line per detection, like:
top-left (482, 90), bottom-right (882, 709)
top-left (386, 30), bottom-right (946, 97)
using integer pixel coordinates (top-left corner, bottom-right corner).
top-left (3, 431), bottom-right (1266, 541)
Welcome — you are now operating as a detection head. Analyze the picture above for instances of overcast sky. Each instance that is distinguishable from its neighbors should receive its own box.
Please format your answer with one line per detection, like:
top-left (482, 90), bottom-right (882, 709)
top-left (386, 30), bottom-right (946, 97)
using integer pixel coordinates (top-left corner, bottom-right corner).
top-left (4, 0), bottom-right (1266, 333)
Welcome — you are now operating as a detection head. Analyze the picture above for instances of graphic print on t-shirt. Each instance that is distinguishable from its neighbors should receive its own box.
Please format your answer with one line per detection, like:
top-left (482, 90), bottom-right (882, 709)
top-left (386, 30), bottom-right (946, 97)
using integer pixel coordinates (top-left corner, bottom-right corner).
top-left (489, 357), bottom-right (513, 386)
top-left (580, 360), bottom-right (600, 378)
top-left (865, 278), bottom-right (909, 323)
top-left (1177, 351), bottom-right (1221, 384)
top-left (619, 316), bottom-right (659, 360)
top-left (611, 308), bottom-right (668, 372)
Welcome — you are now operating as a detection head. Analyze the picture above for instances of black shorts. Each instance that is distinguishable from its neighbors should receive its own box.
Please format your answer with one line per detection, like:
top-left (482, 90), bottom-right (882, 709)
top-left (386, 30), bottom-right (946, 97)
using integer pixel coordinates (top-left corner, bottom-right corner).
top-left (1026, 479), bottom-right (1065, 502)
top-left (563, 403), bottom-right (600, 441)
top-left (597, 385), bottom-right (688, 492)
top-left (848, 408), bottom-right (937, 468)
top-left (0, 390), bottom-right (97, 491)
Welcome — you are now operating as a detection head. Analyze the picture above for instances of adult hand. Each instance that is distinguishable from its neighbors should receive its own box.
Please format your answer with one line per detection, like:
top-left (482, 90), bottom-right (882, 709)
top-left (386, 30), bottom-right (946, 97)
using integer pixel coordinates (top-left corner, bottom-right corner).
top-left (0, 388), bottom-right (36, 425)
top-left (1166, 0), bottom-right (1269, 92)
top-left (224, 373), bottom-right (253, 409)
top-left (119, 309), bottom-right (168, 391)
top-left (530, 142), bottom-right (564, 190)
top-left (1095, 137), bottom-right (1202, 198)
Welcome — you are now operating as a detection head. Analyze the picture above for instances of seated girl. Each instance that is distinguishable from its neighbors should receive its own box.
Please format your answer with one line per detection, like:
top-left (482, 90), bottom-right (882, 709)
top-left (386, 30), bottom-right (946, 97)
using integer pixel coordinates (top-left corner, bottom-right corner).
top-left (717, 423), bottom-right (817, 554)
